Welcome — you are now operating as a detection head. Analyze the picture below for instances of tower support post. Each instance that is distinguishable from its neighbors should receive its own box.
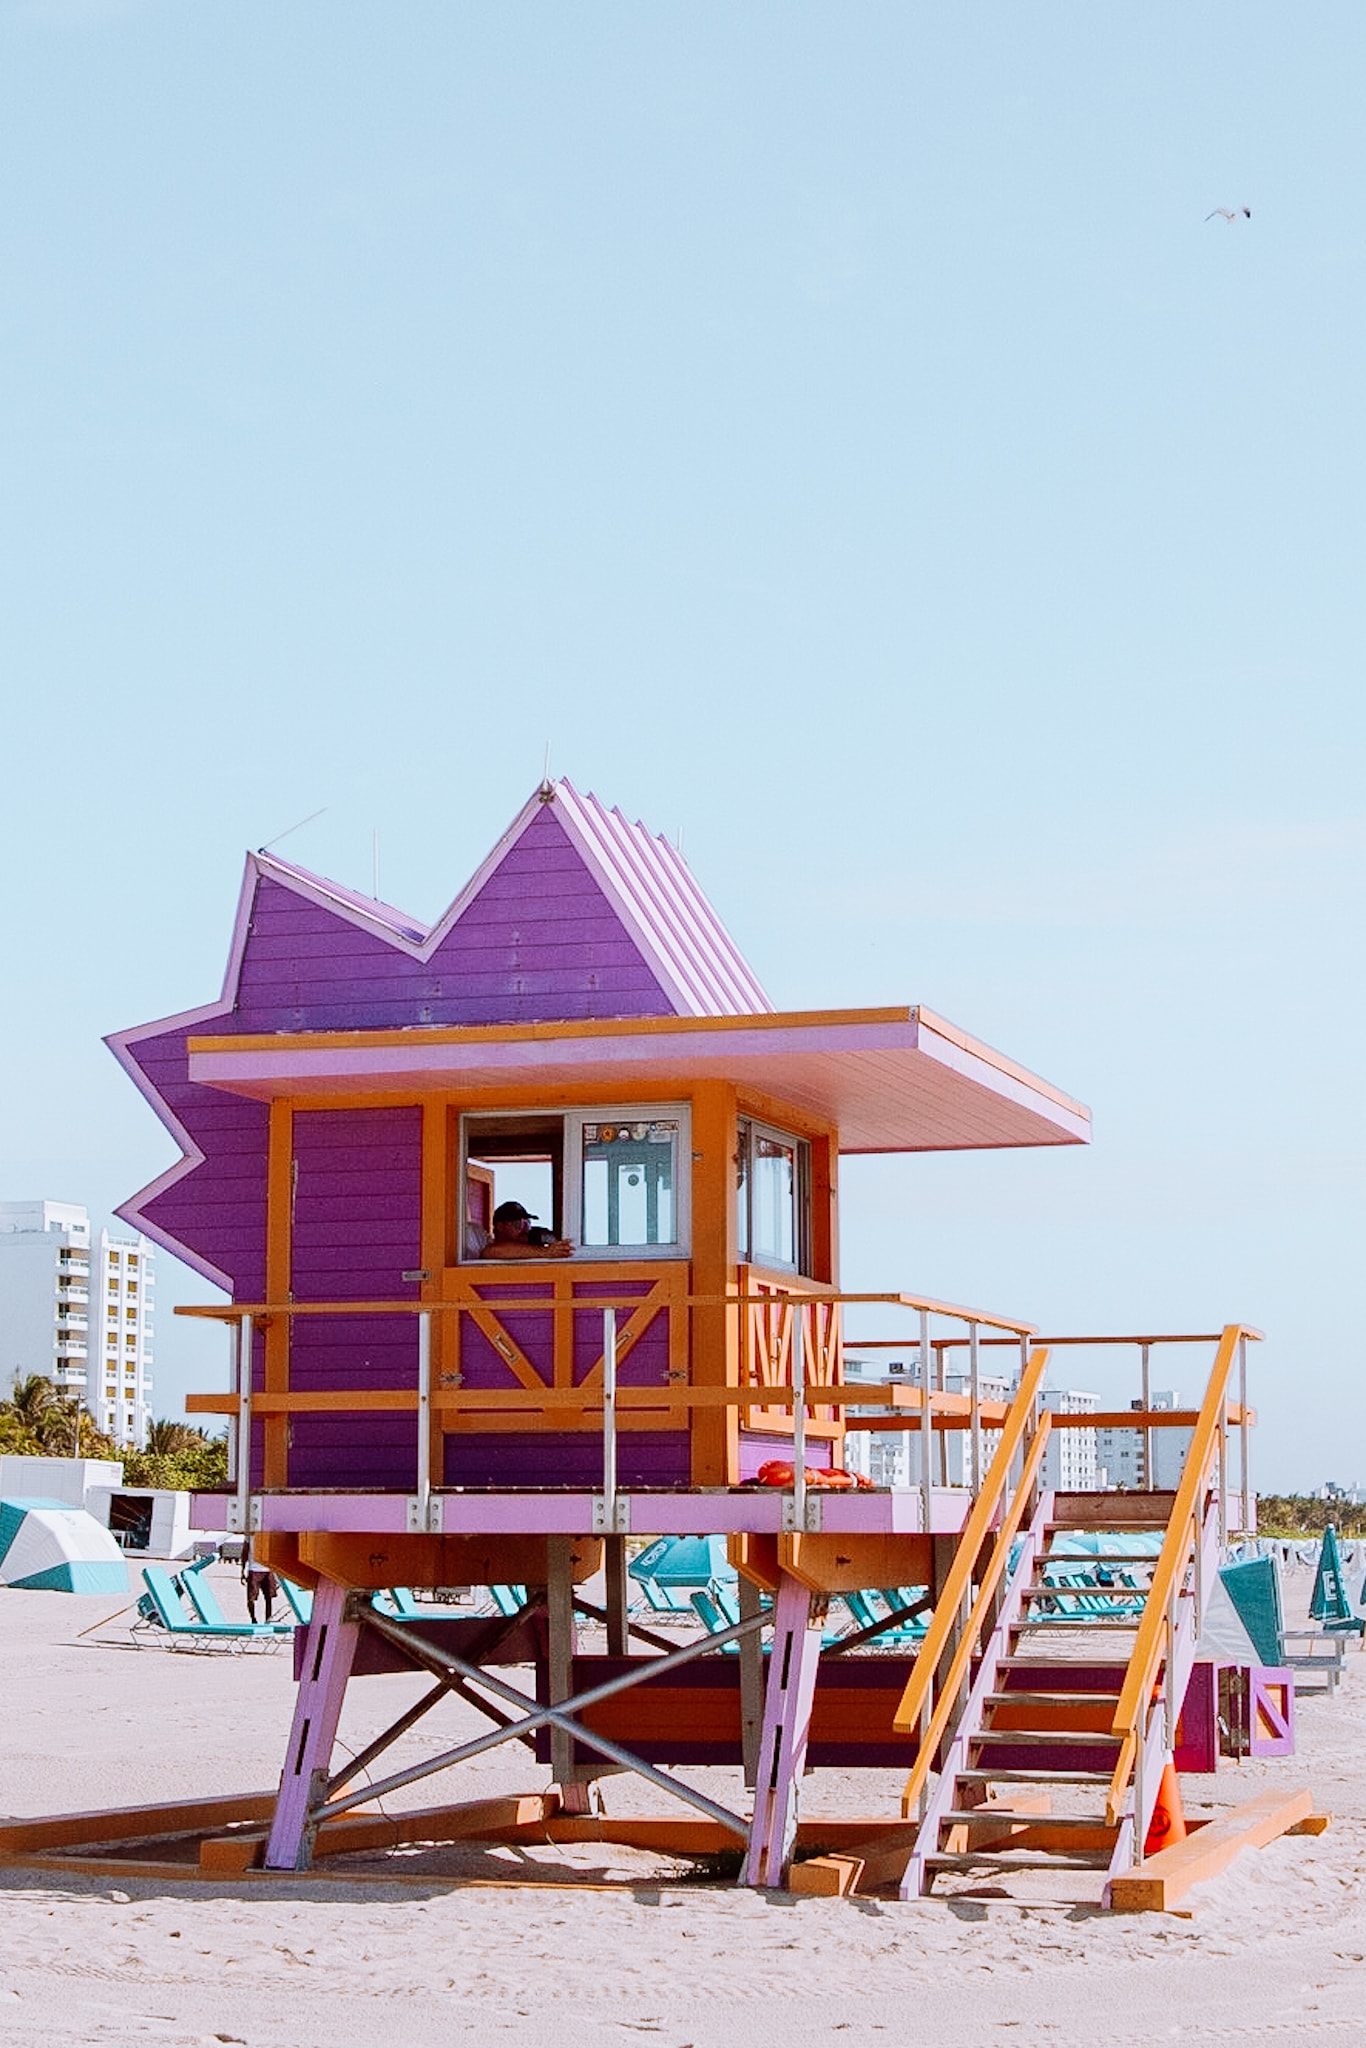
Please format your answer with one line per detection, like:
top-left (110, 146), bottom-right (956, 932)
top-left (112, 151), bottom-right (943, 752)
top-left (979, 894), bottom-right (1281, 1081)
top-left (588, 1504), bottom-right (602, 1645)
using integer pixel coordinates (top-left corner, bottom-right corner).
top-left (264, 1578), bottom-right (361, 1871)
top-left (741, 1571), bottom-right (823, 1886)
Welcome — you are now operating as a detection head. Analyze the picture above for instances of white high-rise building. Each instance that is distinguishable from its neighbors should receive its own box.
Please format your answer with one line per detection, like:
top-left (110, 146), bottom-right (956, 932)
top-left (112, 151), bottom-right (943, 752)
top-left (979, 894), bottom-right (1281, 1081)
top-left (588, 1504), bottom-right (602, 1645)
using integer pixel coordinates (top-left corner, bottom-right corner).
top-left (1041, 1388), bottom-right (1101, 1492)
top-left (0, 1201), bottom-right (155, 1448)
top-left (1095, 1391), bottom-right (1190, 1492)
top-left (841, 1354), bottom-right (1012, 1490)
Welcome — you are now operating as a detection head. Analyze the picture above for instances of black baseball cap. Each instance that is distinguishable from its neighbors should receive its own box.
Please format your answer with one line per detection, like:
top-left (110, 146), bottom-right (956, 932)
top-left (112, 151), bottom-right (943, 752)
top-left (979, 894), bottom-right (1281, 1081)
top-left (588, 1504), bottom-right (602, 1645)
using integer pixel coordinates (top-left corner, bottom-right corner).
top-left (493, 1200), bottom-right (537, 1224)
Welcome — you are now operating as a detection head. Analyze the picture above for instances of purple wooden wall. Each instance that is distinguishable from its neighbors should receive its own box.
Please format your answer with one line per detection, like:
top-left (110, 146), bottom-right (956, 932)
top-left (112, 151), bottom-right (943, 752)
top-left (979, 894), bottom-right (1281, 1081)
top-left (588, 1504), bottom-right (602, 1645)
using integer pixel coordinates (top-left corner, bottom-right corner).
top-left (236, 809), bottom-right (673, 1033)
top-left (443, 1276), bottom-right (691, 1488)
top-left (285, 1107), bottom-right (423, 1489)
top-left (130, 805), bottom-right (679, 1306)
top-left (119, 804), bottom-right (710, 1490)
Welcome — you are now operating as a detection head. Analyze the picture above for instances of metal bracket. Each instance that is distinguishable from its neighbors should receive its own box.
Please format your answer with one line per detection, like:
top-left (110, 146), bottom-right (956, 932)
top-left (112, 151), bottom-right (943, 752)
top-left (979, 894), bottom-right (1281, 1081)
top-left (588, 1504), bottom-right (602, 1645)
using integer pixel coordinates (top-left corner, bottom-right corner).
top-left (591, 1496), bottom-right (631, 1534)
top-left (780, 1493), bottom-right (823, 1533)
top-left (406, 1495), bottom-right (443, 1534)
top-left (225, 1495), bottom-right (260, 1535)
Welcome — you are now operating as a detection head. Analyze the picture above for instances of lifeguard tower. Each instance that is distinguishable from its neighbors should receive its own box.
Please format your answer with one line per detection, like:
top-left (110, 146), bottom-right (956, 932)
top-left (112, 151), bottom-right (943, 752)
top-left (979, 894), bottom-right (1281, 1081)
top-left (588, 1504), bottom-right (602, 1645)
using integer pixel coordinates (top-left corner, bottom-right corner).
top-left (96, 780), bottom-right (1278, 1902)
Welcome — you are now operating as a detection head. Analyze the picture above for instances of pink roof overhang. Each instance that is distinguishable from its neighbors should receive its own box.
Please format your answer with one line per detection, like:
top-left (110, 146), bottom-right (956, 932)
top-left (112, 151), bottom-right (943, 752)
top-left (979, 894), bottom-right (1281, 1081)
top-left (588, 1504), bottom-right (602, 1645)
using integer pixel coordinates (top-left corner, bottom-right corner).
top-left (185, 1005), bottom-right (1090, 1155)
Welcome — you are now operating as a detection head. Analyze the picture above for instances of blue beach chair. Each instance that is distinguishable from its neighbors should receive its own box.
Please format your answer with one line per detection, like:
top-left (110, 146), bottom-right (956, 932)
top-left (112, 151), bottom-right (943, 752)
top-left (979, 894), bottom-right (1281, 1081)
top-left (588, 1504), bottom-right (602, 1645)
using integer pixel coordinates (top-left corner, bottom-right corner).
top-left (134, 1567), bottom-right (287, 1653)
top-left (177, 1558), bottom-right (293, 1635)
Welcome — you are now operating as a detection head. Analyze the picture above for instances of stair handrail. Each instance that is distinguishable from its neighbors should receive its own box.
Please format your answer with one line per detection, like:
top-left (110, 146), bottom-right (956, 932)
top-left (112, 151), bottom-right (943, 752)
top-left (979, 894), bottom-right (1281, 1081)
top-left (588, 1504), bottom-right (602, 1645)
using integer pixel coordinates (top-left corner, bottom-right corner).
top-left (1105, 1322), bottom-right (1251, 1825)
top-left (892, 1346), bottom-right (1051, 1805)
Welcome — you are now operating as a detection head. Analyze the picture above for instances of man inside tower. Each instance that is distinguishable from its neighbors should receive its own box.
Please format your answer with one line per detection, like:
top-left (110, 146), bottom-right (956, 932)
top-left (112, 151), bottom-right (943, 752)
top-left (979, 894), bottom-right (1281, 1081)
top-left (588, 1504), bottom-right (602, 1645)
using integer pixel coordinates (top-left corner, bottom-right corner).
top-left (470, 1199), bottom-right (574, 1261)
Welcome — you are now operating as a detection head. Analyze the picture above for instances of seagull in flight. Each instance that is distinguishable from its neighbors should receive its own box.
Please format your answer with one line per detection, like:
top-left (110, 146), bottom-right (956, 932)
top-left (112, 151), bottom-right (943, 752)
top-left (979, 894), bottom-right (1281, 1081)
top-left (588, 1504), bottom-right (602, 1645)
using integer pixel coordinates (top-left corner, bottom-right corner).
top-left (1206, 206), bottom-right (1251, 222)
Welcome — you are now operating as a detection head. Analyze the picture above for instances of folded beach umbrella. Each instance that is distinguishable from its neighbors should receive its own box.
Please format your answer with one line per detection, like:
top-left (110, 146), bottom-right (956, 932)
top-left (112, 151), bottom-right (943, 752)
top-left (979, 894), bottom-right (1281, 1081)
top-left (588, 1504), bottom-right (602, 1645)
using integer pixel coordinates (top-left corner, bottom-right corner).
top-left (0, 1497), bottom-right (130, 1595)
top-left (1309, 1524), bottom-right (1360, 1630)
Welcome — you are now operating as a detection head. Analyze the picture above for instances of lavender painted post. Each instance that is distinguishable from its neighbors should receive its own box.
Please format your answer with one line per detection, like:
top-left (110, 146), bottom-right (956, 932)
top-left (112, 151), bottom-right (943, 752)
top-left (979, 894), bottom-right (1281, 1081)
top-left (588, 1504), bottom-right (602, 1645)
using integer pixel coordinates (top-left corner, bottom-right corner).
top-left (741, 1571), bottom-right (824, 1887)
top-left (264, 1578), bottom-right (362, 1871)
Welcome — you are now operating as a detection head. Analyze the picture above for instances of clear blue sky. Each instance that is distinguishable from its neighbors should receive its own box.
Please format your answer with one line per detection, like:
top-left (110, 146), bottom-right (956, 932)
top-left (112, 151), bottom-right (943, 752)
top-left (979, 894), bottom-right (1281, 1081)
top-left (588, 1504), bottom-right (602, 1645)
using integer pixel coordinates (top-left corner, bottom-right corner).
top-left (2, 3), bottom-right (1361, 1488)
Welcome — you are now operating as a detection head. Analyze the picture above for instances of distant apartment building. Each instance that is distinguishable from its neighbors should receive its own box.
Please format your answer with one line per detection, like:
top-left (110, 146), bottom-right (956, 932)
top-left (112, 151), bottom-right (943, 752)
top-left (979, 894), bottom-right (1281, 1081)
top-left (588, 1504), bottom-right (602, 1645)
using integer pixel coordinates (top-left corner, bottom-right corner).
top-left (1095, 1390), bottom-right (1190, 1492)
top-left (1041, 1388), bottom-right (1101, 1492)
top-left (841, 1353), bottom-right (1012, 1490)
top-left (0, 1201), bottom-right (155, 1448)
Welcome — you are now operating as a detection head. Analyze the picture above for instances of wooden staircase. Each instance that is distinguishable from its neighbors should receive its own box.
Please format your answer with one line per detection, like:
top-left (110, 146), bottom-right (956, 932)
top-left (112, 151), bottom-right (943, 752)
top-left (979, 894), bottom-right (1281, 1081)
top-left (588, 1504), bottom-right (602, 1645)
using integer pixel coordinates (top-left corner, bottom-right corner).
top-left (891, 1329), bottom-right (1248, 1904)
top-left (902, 1492), bottom-right (1176, 1895)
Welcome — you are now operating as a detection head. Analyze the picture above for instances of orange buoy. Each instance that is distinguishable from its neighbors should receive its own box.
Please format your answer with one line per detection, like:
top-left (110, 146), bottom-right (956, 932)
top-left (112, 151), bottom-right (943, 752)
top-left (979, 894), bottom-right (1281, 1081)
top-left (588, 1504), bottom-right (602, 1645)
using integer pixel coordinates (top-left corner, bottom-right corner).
top-left (1144, 1759), bottom-right (1187, 1856)
top-left (754, 1460), bottom-right (874, 1491)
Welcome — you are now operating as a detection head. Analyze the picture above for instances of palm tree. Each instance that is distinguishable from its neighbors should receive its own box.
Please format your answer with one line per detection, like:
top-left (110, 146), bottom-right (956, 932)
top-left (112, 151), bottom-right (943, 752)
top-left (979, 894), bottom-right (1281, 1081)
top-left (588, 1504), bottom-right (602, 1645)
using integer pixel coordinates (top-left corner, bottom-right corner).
top-left (7, 1374), bottom-right (81, 1449)
top-left (144, 1418), bottom-right (206, 1458)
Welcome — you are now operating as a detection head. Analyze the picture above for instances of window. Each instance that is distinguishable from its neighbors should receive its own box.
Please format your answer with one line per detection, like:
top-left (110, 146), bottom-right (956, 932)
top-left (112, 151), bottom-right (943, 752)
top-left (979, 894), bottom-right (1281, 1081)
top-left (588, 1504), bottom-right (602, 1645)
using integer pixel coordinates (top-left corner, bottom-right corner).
top-left (736, 1118), bottom-right (811, 1274)
top-left (460, 1105), bottom-right (690, 1261)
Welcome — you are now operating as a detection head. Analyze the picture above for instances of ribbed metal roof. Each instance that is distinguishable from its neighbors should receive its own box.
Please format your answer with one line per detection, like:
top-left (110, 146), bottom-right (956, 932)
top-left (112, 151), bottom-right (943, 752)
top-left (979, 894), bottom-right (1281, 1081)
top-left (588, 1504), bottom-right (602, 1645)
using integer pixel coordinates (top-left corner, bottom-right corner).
top-left (551, 781), bottom-right (772, 1016)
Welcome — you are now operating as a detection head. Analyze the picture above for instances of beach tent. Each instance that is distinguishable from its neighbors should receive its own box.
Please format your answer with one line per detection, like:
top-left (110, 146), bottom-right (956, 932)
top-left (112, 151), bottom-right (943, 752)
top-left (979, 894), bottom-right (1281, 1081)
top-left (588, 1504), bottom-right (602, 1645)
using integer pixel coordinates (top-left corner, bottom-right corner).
top-left (0, 1497), bottom-right (129, 1595)
top-left (1219, 1556), bottom-right (1284, 1666)
top-left (629, 1534), bottom-right (736, 1588)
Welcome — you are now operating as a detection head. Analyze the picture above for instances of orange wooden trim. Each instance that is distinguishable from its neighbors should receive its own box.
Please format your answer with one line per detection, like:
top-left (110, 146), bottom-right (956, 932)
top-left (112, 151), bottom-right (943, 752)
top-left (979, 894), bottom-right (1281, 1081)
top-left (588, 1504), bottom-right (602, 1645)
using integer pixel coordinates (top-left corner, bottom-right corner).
top-left (187, 1005), bottom-right (915, 1057)
top-left (1109, 1324), bottom-right (1247, 1817)
top-left (894, 1349), bottom-right (1051, 1745)
top-left (421, 1098), bottom-right (448, 1498)
top-left (188, 1385), bottom-right (911, 1418)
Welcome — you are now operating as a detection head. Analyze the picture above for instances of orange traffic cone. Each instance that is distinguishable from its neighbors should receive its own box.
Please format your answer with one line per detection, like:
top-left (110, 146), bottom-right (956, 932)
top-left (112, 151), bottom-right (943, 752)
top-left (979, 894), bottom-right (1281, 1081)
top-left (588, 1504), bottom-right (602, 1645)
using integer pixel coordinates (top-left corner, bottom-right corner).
top-left (1144, 1759), bottom-right (1187, 1857)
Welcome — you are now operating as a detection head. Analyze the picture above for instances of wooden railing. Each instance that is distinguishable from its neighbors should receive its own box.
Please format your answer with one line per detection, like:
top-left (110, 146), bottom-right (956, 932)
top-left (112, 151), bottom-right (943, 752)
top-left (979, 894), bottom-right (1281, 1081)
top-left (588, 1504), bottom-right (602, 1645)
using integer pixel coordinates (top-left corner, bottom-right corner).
top-left (891, 1346), bottom-right (1052, 1814)
top-left (178, 1283), bottom-right (1036, 1531)
top-left (1103, 1323), bottom-right (1256, 1829)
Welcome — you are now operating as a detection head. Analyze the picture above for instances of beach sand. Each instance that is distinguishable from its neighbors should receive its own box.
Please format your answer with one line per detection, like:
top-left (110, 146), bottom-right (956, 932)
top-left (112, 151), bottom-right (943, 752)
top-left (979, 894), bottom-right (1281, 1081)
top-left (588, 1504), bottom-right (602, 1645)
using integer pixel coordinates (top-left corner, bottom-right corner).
top-left (1, 1564), bottom-right (1363, 2046)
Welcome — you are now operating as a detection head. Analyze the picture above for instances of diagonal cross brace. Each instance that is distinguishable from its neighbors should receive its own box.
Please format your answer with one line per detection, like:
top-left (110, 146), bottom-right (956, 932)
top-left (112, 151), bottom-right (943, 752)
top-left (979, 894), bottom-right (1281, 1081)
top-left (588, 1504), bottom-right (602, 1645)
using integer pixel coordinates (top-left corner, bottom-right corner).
top-left (317, 1606), bottom-right (765, 1839)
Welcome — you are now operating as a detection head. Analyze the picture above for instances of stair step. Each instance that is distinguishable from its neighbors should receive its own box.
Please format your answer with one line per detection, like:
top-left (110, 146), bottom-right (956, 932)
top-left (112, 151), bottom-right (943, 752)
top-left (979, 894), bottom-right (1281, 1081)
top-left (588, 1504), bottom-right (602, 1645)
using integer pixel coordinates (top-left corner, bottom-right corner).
top-left (1042, 1554), bottom-right (1160, 1566)
top-left (940, 1809), bottom-right (1111, 1830)
top-left (925, 1851), bottom-right (1113, 1873)
top-left (1046, 1521), bottom-right (1167, 1534)
top-left (1019, 1586), bottom-right (1145, 1602)
top-left (970, 1728), bottom-right (1121, 1748)
top-left (958, 1768), bottom-right (1112, 1785)
top-left (984, 1691), bottom-right (1121, 1707)
top-left (995, 1659), bottom-right (1127, 1674)
top-left (1012, 1618), bottom-right (1140, 1632)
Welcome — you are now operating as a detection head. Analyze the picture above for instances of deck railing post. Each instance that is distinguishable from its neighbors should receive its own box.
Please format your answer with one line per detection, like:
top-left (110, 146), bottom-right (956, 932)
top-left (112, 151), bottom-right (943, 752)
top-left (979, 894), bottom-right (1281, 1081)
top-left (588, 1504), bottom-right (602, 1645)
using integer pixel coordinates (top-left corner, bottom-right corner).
top-left (790, 1307), bottom-right (807, 1531)
top-left (413, 1309), bottom-right (432, 1531)
top-left (1218, 1396), bottom-right (1230, 1551)
top-left (919, 1307), bottom-right (932, 1540)
top-left (969, 1321), bottom-right (981, 1493)
top-left (226, 1317), bottom-right (241, 1494)
top-left (602, 1307), bottom-right (618, 1530)
top-left (1238, 1331), bottom-right (1251, 1538)
top-left (231, 1312), bottom-right (253, 1534)
top-left (1140, 1341), bottom-right (1152, 1490)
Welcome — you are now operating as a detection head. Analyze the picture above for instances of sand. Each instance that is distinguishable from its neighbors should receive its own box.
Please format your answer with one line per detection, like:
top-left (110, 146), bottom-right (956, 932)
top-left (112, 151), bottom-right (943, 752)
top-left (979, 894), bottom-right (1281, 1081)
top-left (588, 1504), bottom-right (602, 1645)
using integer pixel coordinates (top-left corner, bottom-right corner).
top-left (1, 1563), bottom-right (1363, 2047)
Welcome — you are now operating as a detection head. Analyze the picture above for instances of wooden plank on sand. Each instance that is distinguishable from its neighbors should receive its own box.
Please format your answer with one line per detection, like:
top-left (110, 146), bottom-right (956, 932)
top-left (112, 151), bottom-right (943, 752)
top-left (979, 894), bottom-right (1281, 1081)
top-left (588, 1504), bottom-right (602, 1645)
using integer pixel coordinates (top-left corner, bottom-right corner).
top-left (1108, 1787), bottom-right (1317, 1912)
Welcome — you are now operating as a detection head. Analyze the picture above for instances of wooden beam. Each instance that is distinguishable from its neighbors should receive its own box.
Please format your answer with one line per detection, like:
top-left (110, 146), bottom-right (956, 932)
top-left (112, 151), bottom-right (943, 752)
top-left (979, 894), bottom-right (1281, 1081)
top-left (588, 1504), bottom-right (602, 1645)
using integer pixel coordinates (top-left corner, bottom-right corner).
top-left (1107, 1787), bottom-right (1318, 1912)
top-left (203, 1792), bottom-right (563, 1871)
top-left (0, 1792), bottom-right (276, 1855)
top-left (778, 1532), bottom-right (932, 1594)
